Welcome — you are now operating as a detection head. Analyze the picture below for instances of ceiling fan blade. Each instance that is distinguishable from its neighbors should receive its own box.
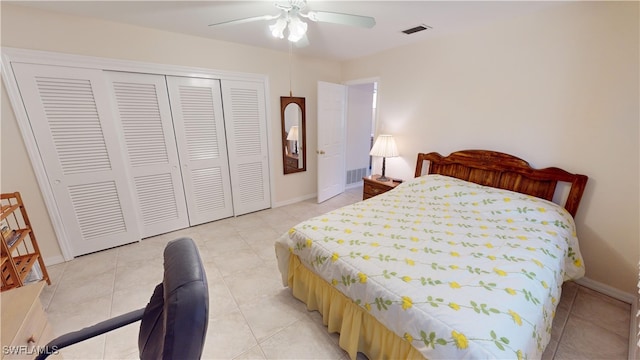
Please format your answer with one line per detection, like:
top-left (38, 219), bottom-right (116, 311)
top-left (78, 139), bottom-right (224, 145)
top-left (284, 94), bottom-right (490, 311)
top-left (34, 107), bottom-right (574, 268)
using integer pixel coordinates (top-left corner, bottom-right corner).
top-left (305, 11), bottom-right (375, 28)
top-left (208, 14), bottom-right (278, 27)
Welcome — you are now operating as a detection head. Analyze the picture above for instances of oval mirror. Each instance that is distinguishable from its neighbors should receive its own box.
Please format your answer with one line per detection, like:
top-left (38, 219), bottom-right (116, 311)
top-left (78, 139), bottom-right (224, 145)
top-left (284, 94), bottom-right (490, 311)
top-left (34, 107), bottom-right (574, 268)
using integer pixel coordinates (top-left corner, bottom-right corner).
top-left (281, 96), bottom-right (306, 174)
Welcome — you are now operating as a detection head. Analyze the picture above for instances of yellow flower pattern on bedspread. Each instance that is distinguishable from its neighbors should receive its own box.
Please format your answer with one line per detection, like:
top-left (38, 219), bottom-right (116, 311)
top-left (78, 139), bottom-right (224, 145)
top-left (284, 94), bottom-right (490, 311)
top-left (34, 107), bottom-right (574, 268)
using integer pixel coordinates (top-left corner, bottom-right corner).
top-left (277, 175), bottom-right (585, 359)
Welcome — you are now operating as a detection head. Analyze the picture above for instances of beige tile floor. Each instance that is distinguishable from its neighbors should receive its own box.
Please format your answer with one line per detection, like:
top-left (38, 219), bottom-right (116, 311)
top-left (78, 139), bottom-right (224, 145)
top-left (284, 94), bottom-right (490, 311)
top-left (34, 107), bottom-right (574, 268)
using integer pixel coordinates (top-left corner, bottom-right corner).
top-left (40, 187), bottom-right (632, 359)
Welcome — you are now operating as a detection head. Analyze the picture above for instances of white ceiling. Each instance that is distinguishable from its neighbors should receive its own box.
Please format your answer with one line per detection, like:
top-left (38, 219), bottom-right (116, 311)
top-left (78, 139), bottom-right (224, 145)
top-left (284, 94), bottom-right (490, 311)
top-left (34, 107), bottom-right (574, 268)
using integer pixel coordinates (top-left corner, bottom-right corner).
top-left (11, 1), bottom-right (560, 61)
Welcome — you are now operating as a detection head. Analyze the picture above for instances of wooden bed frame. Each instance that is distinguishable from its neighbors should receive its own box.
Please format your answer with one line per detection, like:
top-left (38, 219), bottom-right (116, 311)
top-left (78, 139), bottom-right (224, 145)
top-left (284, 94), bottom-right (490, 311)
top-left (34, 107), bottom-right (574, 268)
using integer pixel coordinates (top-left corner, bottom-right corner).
top-left (415, 150), bottom-right (588, 217)
top-left (277, 149), bottom-right (589, 360)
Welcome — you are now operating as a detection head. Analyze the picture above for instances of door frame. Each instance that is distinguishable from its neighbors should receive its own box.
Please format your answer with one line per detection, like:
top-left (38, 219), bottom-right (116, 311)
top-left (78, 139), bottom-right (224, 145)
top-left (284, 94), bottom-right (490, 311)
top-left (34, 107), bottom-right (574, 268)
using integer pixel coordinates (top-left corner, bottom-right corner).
top-left (316, 77), bottom-right (380, 202)
top-left (344, 77), bottom-right (380, 189)
top-left (344, 76), bottom-right (380, 135)
top-left (1, 47), bottom-right (274, 262)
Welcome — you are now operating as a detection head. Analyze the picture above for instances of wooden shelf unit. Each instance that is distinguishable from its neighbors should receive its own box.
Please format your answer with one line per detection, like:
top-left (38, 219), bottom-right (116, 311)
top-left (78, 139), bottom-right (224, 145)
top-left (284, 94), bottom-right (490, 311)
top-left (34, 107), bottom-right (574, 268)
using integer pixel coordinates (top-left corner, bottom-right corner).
top-left (0, 192), bottom-right (50, 292)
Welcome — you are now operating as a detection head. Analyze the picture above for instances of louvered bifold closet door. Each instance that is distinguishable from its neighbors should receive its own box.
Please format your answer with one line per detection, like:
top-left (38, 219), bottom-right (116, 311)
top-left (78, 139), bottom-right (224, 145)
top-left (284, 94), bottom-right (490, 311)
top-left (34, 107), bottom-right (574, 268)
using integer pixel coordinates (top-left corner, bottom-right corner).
top-left (11, 63), bottom-right (140, 256)
top-left (105, 71), bottom-right (189, 238)
top-left (166, 76), bottom-right (234, 225)
top-left (221, 80), bottom-right (271, 216)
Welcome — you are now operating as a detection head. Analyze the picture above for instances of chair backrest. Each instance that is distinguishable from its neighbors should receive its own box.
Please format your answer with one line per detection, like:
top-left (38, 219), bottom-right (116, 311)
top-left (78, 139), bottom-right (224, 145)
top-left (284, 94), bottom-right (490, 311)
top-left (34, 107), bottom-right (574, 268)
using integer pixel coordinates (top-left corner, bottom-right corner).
top-left (138, 237), bottom-right (209, 360)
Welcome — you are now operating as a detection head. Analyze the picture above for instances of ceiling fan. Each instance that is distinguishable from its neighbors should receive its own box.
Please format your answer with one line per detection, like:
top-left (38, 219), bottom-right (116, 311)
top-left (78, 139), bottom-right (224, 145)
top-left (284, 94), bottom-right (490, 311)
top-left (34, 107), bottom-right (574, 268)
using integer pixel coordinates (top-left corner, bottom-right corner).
top-left (208, 0), bottom-right (376, 44)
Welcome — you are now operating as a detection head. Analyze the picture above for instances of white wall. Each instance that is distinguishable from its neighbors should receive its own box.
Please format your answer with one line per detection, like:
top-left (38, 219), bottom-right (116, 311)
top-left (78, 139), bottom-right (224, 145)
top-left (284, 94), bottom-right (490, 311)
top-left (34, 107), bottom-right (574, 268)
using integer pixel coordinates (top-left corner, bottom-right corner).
top-left (0, 4), bottom-right (340, 262)
top-left (343, 2), bottom-right (639, 294)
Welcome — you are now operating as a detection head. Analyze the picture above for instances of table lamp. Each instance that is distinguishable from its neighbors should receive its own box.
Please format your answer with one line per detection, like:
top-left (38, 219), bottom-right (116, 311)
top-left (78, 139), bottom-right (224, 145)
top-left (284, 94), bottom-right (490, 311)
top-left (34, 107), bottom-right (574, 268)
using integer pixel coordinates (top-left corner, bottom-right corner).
top-left (287, 125), bottom-right (299, 154)
top-left (369, 134), bottom-right (399, 182)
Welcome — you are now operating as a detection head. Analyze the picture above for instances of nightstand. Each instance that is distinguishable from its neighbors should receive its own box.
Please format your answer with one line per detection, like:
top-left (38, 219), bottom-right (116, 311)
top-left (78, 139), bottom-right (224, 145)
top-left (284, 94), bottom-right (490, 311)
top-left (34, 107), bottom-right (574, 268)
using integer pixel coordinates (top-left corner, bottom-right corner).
top-left (362, 175), bottom-right (401, 200)
top-left (1, 281), bottom-right (58, 359)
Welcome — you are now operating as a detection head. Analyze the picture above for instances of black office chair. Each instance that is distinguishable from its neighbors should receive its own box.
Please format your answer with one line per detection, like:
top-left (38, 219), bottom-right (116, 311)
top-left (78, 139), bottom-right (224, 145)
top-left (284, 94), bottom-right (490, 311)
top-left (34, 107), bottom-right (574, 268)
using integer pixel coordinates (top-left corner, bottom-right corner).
top-left (36, 237), bottom-right (209, 360)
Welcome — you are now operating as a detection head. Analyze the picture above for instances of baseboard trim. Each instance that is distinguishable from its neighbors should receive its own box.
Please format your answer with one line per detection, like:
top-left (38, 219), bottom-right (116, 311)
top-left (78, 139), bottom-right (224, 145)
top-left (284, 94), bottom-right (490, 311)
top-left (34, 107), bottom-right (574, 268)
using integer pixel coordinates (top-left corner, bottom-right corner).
top-left (43, 255), bottom-right (65, 267)
top-left (272, 193), bottom-right (317, 208)
top-left (572, 277), bottom-right (636, 360)
top-left (574, 277), bottom-right (635, 304)
top-left (345, 181), bottom-right (363, 190)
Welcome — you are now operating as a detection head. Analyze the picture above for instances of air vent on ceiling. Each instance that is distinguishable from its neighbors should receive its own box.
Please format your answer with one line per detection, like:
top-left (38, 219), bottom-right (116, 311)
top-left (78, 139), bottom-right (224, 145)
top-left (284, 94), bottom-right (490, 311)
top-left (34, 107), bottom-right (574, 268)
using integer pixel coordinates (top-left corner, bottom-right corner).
top-left (402, 24), bottom-right (432, 35)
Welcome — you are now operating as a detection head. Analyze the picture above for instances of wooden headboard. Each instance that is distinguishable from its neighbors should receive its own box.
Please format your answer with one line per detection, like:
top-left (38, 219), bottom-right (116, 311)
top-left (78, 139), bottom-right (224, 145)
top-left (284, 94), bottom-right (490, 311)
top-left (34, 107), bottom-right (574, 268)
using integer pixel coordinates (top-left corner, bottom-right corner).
top-left (415, 150), bottom-right (588, 217)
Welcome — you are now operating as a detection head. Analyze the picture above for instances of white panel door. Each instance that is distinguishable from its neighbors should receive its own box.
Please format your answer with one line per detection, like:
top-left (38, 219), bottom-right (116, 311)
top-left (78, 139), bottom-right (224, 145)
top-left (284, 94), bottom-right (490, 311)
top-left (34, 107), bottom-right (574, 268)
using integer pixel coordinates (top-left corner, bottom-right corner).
top-left (106, 71), bottom-right (189, 238)
top-left (220, 80), bottom-right (271, 216)
top-left (166, 76), bottom-right (234, 225)
top-left (11, 63), bottom-right (140, 256)
top-left (317, 81), bottom-right (347, 203)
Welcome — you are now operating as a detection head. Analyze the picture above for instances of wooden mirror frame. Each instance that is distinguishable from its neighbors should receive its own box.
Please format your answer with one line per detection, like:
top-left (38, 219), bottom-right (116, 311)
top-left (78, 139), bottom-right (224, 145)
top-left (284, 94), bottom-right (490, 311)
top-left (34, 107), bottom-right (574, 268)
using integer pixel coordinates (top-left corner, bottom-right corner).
top-left (281, 96), bottom-right (306, 174)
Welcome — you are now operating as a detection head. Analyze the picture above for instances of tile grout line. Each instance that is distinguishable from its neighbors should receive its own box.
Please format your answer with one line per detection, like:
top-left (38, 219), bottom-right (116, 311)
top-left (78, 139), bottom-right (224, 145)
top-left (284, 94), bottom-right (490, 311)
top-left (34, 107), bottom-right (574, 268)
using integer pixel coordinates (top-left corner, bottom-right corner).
top-left (211, 237), bottom-right (262, 360)
top-left (552, 284), bottom-right (579, 358)
top-left (102, 247), bottom-right (121, 360)
top-left (42, 262), bottom-right (67, 311)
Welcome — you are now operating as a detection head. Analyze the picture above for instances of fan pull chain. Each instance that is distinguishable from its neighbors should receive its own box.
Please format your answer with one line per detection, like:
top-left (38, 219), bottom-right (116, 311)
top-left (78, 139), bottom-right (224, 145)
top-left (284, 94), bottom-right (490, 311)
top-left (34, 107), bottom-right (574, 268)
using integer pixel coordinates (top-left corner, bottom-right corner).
top-left (288, 41), bottom-right (293, 97)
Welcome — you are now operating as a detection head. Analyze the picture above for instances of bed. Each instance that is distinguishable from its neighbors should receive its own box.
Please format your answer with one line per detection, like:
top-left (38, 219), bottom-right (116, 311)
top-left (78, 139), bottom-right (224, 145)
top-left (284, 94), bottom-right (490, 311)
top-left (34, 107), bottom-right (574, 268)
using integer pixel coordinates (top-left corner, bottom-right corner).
top-left (275, 150), bottom-right (588, 359)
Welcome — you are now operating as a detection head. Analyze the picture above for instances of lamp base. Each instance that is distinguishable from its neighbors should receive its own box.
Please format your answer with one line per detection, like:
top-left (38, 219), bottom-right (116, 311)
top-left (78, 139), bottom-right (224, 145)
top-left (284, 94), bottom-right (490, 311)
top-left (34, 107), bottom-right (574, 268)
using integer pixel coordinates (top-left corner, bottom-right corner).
top-left (376, 157), bottom-right (390, 182)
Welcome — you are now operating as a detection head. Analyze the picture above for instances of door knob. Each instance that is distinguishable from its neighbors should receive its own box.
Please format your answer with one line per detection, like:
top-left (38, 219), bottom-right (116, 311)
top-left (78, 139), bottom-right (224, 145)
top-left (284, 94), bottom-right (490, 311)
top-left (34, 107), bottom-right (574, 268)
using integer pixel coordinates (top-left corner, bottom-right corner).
top-left (317, 150), bottom-right (325, 155)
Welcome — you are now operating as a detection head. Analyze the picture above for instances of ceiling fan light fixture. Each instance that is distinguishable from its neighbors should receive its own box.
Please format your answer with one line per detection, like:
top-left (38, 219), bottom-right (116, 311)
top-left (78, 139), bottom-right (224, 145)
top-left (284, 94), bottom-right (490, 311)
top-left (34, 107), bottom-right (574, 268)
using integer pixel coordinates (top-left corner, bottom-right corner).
top-left (209, 0), bottom-right (376, 45)
top-left (300, 11), bottom-right (318, 22)
top-left (270, 17), bottom-right (287, 39)
top-left (287, 16), bottom-right (307, 42)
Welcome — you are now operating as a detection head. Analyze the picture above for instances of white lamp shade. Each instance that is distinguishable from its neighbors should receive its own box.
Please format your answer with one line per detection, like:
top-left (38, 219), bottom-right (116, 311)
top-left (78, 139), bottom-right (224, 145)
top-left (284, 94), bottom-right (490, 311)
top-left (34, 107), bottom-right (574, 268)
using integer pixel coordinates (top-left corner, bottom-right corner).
top-left (287, 125), bottom-right (299, 141)
top-left (287, 16), bottom-right (307, 42)
top-left (269, 12), bottom-right (308, 43)
top-left (269, 18), bottom-right (287, 39)
top-left (369, 134), bottom-right (399, 158)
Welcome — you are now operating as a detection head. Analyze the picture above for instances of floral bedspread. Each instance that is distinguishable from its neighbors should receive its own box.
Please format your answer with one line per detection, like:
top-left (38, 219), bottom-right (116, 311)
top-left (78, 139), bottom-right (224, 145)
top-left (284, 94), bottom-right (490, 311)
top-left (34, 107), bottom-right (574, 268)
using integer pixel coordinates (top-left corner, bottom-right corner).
top-left (275, 174), bottom-right (584, 359)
